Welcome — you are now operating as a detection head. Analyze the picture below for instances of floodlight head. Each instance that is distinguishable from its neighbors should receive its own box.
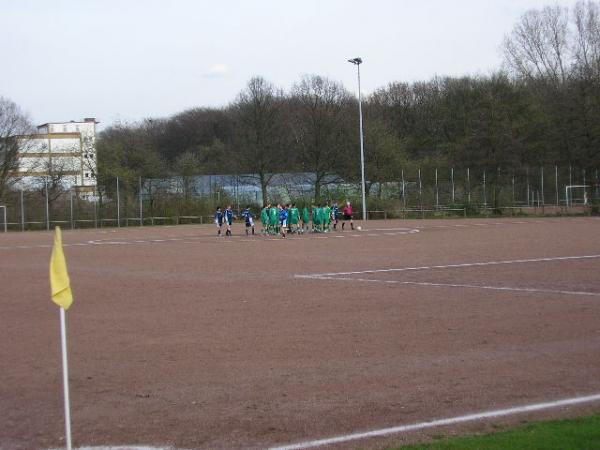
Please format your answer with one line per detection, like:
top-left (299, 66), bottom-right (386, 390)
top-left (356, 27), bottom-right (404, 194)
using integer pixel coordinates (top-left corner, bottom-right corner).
top-left (348, 57), bottom-right (362, 65)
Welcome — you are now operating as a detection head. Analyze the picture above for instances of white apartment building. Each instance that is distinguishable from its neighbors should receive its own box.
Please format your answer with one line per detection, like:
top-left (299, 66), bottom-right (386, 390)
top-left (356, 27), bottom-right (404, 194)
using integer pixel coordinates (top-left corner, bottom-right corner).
top-left (15, 118), bottom-right (98, 196)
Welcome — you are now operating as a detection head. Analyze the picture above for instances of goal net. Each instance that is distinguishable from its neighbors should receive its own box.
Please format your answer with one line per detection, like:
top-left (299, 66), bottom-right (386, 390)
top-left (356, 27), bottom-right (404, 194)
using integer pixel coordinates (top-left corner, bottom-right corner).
top-left (565, 185), bottom-right (590, 207)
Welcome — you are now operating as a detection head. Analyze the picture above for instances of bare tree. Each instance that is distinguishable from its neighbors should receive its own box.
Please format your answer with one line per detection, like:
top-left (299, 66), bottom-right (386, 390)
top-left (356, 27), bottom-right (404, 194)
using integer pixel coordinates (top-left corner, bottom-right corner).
top-left (0, 97), bottom-right (33, 200)
top-left (503, 5), bottom-right (571, 84)
top-left (291, 75), bottom-right (353, 202)
top-left (32, 158), bottom-right (75, 217)
top-left (573, 0), bottom-right (600, 79)
top-left (231, 77), bottom-right (287, 204)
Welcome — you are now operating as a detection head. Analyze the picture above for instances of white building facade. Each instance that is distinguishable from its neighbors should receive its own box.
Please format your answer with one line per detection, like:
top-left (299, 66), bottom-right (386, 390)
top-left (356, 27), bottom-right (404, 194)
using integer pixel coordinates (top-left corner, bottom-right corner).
top-left (15, 118), bottom-right (98, 196)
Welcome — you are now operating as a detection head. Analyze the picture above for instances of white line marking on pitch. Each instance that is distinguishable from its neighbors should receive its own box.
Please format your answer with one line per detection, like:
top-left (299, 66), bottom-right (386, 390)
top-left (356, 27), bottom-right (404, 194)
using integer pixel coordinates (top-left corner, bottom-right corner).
top-left (268, 393), bottom-right (600, 450)
top-left (46, 447), bottom-right (182, 450)
top-left (367, 228), bottom-right (418, 231)
top-left (310, 276), bottom-right (600, 297)
top-left (301, 254), bottom-right (600, 278)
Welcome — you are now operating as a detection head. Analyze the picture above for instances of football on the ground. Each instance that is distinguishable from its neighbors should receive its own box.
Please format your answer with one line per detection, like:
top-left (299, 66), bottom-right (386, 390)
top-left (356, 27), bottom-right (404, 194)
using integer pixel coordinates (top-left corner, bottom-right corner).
top-left (356, 226), bottom-right (362, 230)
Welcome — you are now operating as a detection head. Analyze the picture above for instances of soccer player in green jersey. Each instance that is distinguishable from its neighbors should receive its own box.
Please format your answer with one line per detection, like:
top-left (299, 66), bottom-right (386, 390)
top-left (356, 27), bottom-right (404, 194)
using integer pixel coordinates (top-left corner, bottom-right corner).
top-left (301, 206), bottom-right (311, 232)
top-left (268, 205), bottom-right (279, 234)
top-left (261, 204), bottom-right (270, 234)
top-left (288, 203), bottom-right (300, 233)
top-left (312, 204), bottom-right (321, 232)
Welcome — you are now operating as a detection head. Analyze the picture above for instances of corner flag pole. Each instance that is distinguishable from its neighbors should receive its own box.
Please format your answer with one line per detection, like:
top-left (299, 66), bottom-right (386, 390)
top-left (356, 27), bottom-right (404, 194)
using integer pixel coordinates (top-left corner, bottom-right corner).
top-left (50, 226), bottom-right (74, 450)
top-left (60, 307), bottom-right (72, 450)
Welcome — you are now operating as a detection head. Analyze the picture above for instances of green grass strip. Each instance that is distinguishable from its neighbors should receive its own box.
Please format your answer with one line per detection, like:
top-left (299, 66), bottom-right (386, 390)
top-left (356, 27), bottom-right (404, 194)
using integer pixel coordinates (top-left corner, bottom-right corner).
top-left (393, 414), bottom-right (600, 449)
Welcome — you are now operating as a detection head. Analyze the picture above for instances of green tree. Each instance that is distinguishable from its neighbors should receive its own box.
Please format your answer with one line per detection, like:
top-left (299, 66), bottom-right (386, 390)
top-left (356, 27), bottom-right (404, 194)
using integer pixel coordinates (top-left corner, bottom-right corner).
top-left (173, 151), bottom-right (202, 199)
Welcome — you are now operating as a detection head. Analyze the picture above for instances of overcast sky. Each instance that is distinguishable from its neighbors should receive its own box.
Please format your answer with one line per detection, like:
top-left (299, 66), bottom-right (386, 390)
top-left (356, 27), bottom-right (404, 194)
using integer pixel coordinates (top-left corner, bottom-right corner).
top-left (2, 0), bottom-right (579, 128)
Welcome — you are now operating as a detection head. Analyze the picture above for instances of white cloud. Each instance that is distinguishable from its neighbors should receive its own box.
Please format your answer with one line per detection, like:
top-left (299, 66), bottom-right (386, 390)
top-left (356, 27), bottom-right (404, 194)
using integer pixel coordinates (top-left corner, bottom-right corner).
top-left (202, 63), bottom-right (230, 78)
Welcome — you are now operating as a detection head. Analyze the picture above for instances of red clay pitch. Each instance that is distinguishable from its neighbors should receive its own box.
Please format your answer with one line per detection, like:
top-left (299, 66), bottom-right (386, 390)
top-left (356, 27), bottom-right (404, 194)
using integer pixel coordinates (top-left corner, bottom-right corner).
top-left (1, 217), bottom-right (600, 449)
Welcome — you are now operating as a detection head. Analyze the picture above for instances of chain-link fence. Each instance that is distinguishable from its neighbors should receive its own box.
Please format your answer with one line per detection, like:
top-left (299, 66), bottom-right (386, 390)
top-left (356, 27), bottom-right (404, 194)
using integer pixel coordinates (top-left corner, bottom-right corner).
top-left (1, 166), bottom-right (599, 231)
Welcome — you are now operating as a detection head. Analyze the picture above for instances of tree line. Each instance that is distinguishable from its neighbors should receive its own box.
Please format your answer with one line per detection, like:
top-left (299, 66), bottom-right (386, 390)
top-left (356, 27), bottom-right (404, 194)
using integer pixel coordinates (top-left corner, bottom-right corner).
top-left (2, 1), bottom-right (600, 208)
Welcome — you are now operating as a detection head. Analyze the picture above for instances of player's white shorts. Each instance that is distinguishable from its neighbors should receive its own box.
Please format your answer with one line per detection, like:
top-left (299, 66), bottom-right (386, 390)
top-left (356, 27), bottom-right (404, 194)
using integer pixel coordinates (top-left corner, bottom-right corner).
top-left (280, 219), bottom-right (287, 227)
top-left (246, 217), bottom-right (254, 227)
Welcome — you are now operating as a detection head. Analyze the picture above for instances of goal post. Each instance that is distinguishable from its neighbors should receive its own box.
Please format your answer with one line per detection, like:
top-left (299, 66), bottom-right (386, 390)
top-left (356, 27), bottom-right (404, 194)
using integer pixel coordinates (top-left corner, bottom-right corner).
top-left (565, 185), bottom-right (590, 207)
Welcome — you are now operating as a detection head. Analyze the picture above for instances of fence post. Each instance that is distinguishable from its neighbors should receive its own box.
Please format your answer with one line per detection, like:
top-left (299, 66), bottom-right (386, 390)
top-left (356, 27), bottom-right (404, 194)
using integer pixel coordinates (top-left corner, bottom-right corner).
top-left (418, 168), bottom-right (423, 216)
top-left (494, 166), bottom-right (500, 209)
top-left (467, 168), bottom-right (471, 204)
top-left (401, 169), bottom-right (406, 210)
top-left (116, 177), bottom-right (121, 228)
top-left (555, 165), bottom-right (559, 206)
top-left (139, 176), bottom-right (143, 227)
top-left (2, 205), bottom-right (6, 232)
top-left (526, 167), bottom-right (530, 207)
top-left (540, 167), bottom-right (544, 206)
top-left (569, 165), bottom-right (573, 185)
top-left (451, 167), bottom-right (455, 205)
top-left (435, 168), bottom-right (439, 209)
top-left (235, 174), bottom-right (240, 214)
top-left (512, 173), bottom-right (515, 206)
top-left (583, 168), bottom-right (587, 204)
top-left (483, 170), bottom-right (487, 208)
top-left (20, 189), bottom-right (25, 232)
top-left (94, 189), bottom-right (98, 229)
top-left (70, 190), bottom-right (74, 230)
top-left (45, 177), bottom-right (50, 231)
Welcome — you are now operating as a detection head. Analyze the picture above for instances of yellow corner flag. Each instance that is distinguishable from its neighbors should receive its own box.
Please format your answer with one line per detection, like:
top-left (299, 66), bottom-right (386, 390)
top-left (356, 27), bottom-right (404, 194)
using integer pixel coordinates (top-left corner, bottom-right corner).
top-left (50, 226), bottom-right (73, 310)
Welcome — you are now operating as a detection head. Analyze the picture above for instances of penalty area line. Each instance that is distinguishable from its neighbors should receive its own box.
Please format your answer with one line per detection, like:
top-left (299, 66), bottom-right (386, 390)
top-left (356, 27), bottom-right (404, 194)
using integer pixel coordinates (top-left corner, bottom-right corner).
top-left (268, 393), bottom-right (600, 450)
top-left (299, 276), bottom-right (600, 297)
top-left (302, 254), bottom-right (600, 278)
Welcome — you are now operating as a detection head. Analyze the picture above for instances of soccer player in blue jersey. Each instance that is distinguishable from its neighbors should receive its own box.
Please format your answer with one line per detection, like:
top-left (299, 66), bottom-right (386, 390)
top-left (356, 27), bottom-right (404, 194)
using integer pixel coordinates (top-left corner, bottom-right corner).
top-left (332, 201), bottom-right (340, 230)
top-left (214, 206), bottom-right (224, 236)
top-left (241, 205), bottom-right (255, 235)
top-left (278, 204), bottom-right (288, 238)
top-left (224, 205), bottom-right (235, 236)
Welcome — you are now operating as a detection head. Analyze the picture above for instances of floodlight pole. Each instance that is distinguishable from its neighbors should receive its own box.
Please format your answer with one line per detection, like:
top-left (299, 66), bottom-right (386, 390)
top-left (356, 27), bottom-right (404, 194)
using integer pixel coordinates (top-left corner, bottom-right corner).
top-left (45, 177), bottom-right (50, 231)
top-left (348, 57), bottom-right (367, 221)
